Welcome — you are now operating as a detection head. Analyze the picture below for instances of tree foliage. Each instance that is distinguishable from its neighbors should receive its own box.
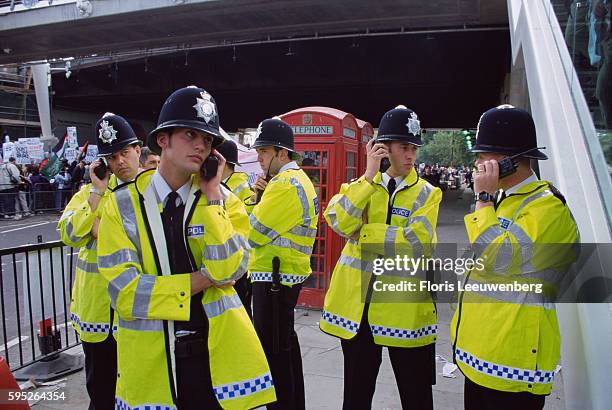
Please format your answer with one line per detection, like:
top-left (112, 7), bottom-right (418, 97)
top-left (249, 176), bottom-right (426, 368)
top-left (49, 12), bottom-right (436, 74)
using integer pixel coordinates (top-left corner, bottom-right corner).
top-left (417, 130), bottom-right (475, 167)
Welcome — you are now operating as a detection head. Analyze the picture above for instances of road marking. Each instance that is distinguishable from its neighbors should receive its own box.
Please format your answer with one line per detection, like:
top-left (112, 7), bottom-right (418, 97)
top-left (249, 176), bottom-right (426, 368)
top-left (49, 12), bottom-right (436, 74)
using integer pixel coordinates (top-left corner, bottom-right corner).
top-left (0, 336), bottom-right (29, 353)
top-left (0, 221), bottom-right (58, 234)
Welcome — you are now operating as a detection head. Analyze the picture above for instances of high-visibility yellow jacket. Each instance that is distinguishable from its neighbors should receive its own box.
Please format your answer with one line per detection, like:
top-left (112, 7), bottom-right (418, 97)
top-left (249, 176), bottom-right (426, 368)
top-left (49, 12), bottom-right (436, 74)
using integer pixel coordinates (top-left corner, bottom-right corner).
top-left (451, 180), bottom-right (579, 395)
top-left (57, 175), bottom-right (121, 343)
top-left (97, 169), bottom-right (275, 410)
top-left (224, 171), bottom-right (255, 214)
top-left (321, 168), bottom-right (442, 348)
top-left (248, 162), bottom-right (318, 286)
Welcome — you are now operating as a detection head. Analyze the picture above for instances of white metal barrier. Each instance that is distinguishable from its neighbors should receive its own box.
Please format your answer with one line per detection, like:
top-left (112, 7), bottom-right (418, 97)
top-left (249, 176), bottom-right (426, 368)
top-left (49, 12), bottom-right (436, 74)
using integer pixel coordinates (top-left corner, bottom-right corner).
top-left (508, 1), bottom-right (612, 408)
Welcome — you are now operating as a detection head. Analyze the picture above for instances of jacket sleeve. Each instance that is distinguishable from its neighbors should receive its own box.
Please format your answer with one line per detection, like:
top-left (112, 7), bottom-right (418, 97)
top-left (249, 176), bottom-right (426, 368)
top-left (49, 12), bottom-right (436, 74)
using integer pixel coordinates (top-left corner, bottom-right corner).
top-left (199, 198), bottom-right (251, 285)
top-left (324, 175), bottom-right (376, 238)
top-left (464, 195), bottom-right (579, 275)
top-left (248, 178), bottom-right (302, 248)
top-left (97, 194), bottom-right (191, 322)
top-left (57, 184), bottom-right (97, 247)
top-left (359, 184), bottom-right (442, 257)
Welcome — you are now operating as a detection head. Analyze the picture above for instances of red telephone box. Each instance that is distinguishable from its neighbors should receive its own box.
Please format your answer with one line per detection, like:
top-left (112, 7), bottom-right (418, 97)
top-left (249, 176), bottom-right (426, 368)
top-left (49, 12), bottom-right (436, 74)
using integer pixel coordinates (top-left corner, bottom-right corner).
top-left (280, 107), bottom-right (359, 308)
top-left (356, 119), bottom-right (374, 175)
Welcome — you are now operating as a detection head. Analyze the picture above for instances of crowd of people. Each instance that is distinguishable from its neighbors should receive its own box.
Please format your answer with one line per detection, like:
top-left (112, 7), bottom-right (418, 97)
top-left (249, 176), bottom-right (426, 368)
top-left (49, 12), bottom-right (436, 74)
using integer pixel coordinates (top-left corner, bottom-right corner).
top-left (418, 163), bottom-right (474, 192)
top-left (0, 147), bottom-right (160, 220)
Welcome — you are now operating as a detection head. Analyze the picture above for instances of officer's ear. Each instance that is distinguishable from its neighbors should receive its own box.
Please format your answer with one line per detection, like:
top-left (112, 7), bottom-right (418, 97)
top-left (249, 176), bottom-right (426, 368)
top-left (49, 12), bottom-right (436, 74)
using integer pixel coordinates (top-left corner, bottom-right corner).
top-left (156, 131), bottom-right (171, 151)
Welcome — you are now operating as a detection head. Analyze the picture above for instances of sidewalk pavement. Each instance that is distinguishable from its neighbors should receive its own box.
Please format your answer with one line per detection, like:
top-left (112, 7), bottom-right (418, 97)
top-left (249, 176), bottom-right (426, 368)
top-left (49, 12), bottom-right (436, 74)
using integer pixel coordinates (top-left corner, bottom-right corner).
top-left (27, 188), bottom-right (566, 409)
top-left (28, 305), bottom-right (566, 410)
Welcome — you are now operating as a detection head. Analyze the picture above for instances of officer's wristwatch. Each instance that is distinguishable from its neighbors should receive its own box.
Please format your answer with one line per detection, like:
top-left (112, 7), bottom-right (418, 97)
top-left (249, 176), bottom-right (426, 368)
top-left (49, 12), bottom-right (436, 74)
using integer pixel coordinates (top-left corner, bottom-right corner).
top-left (476, 191), bottom-right (495, 203)
top-left (89, 187), bottom-right (105, 197)
top-left (207, 199), bottom-right (225, 207)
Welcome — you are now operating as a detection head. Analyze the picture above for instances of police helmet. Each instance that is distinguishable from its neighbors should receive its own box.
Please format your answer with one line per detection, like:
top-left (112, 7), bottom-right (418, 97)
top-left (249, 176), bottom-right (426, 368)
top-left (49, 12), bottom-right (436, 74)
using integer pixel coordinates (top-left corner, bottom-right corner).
top-left (251, 117), bottom-right (295, 152)
top-left (376, 105), bottom-right (423, 146)
top-left (147, 86), bottom-right (225, 155)
top-left (472, 105), bottom-right (547, 160)
top-left (216, 138), bottom-right (240, 166)
top-left (96, 113), bottom-right (142, 157)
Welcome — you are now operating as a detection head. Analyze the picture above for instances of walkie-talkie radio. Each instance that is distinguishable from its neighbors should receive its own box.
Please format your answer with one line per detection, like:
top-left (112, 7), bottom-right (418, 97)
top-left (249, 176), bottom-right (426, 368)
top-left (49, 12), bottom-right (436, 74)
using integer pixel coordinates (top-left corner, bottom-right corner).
top-left (200, 154), bottom-right (219, 180)
top-left (497, 147), bottom-right (545, 178)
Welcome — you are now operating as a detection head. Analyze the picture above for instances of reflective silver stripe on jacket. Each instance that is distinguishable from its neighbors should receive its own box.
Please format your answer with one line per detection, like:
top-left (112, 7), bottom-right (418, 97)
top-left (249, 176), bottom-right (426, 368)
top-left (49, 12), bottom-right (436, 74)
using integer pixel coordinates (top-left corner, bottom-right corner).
top-left (463, 279), bottom-right (556, 309)
top-left (249, 214), bottom-right (279, 241)
top-left (203, 294), bottom-right (243, 318)
top-left (337, 254), bottom-right (373, 273)
top-left (411, 183), bottom-right (434, 213)
top-left (132, 274), bottom-right (156, 319)
top-left (98, 248), bottom-right (140, 268)
top-left (204, 234), bottom-right (244, 261)
top-left (270, 236), bottom-right (313, 255)
top-left (200, 247), bottom-right (249, 285)
top-left (64, 219), bottom-right (88, 243)
top-left (472, 225), bottom-right (505, 256)
top-left (108, 267), bottom-right (139, 308)
top-left (336, 195), bottom-right (363, 218)
top-left (288, 225), bottom-right (317, 238)
top-left (409, 215), bottom-right (434, 241)
top-left (118, 317), bottom-right (164, 332)
top-left (115, 187), bottom-right (143, 263)
top-left (76, 258), bottom-right (98, 274)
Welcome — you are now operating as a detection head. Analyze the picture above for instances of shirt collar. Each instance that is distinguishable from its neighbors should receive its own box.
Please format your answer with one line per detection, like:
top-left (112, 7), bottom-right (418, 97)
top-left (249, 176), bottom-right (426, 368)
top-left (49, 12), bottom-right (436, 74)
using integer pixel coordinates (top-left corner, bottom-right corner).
top-left (278, 161), bottom-right (300, 174)
top-left (151, 170), bottom-right (191, 207)
top-left (381, 172), bottom-right (405, 190)
top-left (505, 173), bottom-right (539, 195)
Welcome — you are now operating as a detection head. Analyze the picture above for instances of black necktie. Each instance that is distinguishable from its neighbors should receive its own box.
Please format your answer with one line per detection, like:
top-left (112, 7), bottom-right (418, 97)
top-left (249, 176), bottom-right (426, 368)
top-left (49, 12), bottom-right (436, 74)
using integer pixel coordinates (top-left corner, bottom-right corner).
top-left (386, 177), bottom-right (397, 224)
top-left (494, 190), bottom-right (506, 209)
top-left (165, 191), bottom-right (180, 214)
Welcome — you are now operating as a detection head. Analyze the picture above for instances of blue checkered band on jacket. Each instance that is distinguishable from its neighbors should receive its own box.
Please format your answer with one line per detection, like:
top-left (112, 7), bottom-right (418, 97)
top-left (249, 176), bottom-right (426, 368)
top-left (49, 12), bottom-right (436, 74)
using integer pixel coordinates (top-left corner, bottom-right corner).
top-left (115, 396), bottom-right (176, 410)
top-left (321, 310), bottom-right (360, 334)
top-left (214, 372), bottom-right (274, 402)
top-left (370, 324), bottom-right (437, 340)
top-left (455, 348), bottom-right (556, 384)
top-left (250, 272), bottom-right (306, 284)
top-left (71, 313), bottom-right (117, 334)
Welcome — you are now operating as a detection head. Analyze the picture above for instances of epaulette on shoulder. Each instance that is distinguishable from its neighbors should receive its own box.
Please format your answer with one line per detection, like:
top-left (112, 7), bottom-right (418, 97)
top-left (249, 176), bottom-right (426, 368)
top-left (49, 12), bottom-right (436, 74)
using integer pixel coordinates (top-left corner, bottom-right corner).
top-left (547, 183), bottom-right (566, 205)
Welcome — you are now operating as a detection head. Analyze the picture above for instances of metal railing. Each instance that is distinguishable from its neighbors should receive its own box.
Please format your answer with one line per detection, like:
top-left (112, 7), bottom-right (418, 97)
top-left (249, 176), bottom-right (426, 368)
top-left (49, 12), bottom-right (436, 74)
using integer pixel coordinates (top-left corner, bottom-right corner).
top-left (0, 240), bottom-right (79, 372)
top-left (0, 182), bottom-right (79, 216)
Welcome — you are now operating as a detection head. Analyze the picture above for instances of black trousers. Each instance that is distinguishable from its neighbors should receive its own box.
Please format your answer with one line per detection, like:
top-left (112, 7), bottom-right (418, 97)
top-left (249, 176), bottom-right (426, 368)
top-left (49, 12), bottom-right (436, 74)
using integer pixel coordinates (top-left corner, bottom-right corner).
top-left (464, 377), bottom-right (546, 410)
top-left (175, 336), bottom-right (221, 410)
top-left (341, 317), bottom-right (435, 410)
top-left (252, 282), bottom-right (304, 410)
top-left (82, 334), bottom-right (117, 410)
top-left (235, 274), bottom-right (252, 318)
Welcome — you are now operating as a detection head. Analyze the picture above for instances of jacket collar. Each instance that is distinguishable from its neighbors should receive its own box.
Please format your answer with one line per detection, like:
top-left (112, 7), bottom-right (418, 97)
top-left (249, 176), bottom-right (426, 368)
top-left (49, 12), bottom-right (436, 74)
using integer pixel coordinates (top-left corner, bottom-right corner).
top-left (373, 167), bottom-right (418, 191)
top-left (278, 161), bottom-right (300, 174)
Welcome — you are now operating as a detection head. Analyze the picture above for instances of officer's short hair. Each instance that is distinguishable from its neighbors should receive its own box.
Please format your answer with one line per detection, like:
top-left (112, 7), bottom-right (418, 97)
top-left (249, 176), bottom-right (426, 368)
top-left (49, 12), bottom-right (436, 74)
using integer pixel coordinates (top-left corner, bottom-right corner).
top-left (274, 147), bottom-right (294, 160)
top-left (140, 146), bottom-right (153, 164)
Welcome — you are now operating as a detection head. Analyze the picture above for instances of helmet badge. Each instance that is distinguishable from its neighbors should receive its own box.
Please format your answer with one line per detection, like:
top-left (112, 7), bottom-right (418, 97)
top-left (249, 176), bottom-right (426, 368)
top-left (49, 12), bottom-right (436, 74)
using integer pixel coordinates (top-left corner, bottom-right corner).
top-left (99, 120), bottom-right (118, 144)
top-left (406, 112), bottom-right (421, 136)
top-left (193, 91), bottom-right (216, 124)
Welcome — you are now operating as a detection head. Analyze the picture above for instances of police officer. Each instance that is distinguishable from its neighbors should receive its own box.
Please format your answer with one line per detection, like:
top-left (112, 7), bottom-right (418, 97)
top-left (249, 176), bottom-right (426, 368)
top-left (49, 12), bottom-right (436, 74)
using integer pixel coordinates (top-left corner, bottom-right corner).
top-left (58, 112), bottom-right (142, 410)
top-left (248, 117), bottom-right (318, 410)
top-left (321, 106), bottom-right (442, 410)
top-left (217, 138), bottom-right (255, 315)
top-left (97, 86), bottom-right (275, 410)
top-left (451, 105), bottom-right (580, 409)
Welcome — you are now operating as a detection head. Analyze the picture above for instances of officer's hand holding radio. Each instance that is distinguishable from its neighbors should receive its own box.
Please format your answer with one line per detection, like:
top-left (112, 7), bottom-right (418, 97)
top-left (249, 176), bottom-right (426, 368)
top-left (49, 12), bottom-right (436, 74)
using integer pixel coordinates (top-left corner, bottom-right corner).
top-left (474, 160), bottom-right (499, 210)
top-left (199, 149), bottom-right (225, 201)
top-left (89, 158), bottom-right (110, 211)
top-left (253, 175), bottom-right (269, 193)
top-left (364, 139), bottom-right (389, 183)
